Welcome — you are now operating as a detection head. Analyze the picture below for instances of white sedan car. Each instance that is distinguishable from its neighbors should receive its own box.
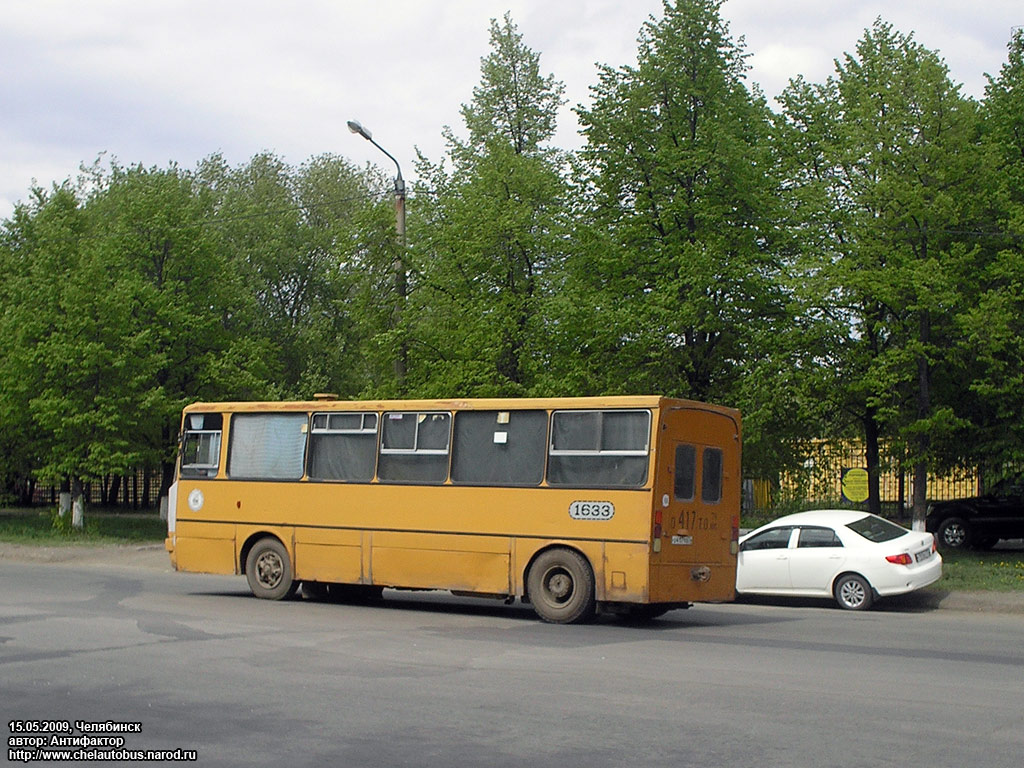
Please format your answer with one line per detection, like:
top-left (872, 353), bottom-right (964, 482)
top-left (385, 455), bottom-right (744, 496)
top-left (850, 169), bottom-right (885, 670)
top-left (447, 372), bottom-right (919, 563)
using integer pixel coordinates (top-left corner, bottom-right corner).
top-left (736, 510), bottom-right (942, 610)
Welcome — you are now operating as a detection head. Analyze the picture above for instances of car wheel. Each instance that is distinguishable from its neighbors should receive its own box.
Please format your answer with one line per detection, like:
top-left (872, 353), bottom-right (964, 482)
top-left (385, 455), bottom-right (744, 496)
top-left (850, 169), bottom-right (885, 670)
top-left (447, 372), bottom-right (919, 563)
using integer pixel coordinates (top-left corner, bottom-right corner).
top-left (302, 581), bottom-right (331, 601)
top-left (329, 584), bottom-right (385, 604)
top-left (622, 604), bottom-right (671, 623)
top-left (527, 548), bottom-right (596, 624)
top-left (245, 538), bottom-right (298, 600)
top-left (936, 517), bottom-right (970, 549)
top-left (833, 573), bottom-right (874, 611)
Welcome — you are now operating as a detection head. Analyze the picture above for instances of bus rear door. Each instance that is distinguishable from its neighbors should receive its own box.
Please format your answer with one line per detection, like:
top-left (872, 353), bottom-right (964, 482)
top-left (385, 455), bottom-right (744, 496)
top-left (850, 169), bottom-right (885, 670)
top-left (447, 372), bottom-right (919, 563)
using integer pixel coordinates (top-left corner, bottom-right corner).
top-left (649, 405), bottom-right (740, 603)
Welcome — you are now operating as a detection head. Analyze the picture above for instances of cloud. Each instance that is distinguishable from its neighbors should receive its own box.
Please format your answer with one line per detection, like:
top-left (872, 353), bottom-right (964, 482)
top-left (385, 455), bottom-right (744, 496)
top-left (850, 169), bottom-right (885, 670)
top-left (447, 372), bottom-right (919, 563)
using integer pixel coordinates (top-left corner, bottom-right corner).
top-left (0, 0), bottom-right (1018, 219)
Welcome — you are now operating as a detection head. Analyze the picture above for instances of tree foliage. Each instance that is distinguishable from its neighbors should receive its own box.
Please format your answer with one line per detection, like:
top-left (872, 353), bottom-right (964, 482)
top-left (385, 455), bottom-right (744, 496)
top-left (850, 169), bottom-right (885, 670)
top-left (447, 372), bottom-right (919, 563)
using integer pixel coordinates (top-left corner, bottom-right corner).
top-left (556, 0), bottom-right (792, 475)
top-left (409, 13), bottom-right (571, 397)
top-left (778, 19), bottom-right (996, 517)
top-left (1, 4), bottom-right (1023, 513)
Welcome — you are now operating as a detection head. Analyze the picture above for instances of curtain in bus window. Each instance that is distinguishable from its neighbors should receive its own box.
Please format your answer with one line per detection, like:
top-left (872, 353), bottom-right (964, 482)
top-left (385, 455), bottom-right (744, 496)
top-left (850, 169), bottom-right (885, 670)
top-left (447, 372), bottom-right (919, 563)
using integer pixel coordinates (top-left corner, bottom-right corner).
top-left (228, 413), bottom-right (307, 480)
top-left (417, 413), bottom-right (451, 451)
top-left (451, 410), bottom-right (546, 486)
top-left (601, 410), bottom-right (649, 451)
top-left (381, 412), bottom-right (417, 450)
top-left (551, 411), bottom-right (600, 451)
top-left (309, 434), bottom-right (377, 481)
top-left (547, 455), bottom-right (649, 488)
top-left (308, 412), bottom-right (377, 482)
top-left (547, 410), bottom-right (650, 488)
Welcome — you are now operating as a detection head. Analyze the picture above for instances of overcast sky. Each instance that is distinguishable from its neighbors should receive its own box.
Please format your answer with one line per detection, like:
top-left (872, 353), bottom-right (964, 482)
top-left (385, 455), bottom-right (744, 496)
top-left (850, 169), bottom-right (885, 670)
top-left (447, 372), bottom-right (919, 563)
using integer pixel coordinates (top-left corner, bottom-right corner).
top-left (2, 0), bottom-right (1021, 220)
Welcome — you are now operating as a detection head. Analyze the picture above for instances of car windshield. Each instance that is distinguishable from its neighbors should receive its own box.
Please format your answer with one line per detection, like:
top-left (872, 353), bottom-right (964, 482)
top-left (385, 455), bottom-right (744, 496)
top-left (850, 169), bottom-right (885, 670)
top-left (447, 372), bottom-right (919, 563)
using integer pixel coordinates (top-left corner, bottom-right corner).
top-left (845, 515), bottom-right (906, 543)
top-left (988, 476), bottom-right (1024, 497)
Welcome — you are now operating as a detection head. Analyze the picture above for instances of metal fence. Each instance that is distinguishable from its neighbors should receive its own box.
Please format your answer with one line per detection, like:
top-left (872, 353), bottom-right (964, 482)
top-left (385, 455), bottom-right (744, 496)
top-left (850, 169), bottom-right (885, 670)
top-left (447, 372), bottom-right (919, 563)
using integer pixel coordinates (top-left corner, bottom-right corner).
top-left (31, 470), bottom-right (165, 509)
top-left (746, 440), bottom-right (989, 514)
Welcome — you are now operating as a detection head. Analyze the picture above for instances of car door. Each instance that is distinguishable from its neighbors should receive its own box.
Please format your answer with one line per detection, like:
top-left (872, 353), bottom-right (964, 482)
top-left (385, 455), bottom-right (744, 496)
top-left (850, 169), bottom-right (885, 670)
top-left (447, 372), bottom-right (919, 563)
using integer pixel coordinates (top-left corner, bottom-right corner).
top-left (788, 526), bottom-right (846, 595)
top-left (977, 481), bottom-right (1024, 539)
top-left (737, 526), bottom-right (796, 591)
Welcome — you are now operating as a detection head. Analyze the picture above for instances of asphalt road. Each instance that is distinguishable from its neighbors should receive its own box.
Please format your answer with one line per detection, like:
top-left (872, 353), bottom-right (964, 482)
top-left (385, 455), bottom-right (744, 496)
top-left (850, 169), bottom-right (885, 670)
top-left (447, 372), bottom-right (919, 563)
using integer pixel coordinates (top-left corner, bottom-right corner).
top-left (1, 551), bottom-right (1022, 768)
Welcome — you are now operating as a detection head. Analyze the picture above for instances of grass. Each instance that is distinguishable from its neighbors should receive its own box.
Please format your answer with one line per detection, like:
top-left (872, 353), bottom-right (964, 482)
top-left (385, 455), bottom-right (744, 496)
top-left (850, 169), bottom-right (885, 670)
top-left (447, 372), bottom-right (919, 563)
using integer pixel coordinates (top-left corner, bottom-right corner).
top-left (0, 506), bottom-right (167, 545)
top-left (934, 546), bottom-right (1024, 592)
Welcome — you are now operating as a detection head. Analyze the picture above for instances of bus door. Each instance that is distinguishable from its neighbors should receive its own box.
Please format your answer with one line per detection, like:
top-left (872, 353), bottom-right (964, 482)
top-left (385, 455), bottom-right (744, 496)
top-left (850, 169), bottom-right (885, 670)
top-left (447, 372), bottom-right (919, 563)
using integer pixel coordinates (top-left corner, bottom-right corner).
top-left (649, 406), bottom-right (740, 599)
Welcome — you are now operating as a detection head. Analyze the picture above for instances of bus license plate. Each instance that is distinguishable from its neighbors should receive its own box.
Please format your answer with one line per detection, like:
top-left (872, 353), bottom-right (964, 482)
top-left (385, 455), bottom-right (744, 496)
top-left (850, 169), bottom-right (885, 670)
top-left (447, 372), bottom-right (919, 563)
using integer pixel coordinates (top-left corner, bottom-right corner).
top-left (671, 535), bottom-right (693, 546)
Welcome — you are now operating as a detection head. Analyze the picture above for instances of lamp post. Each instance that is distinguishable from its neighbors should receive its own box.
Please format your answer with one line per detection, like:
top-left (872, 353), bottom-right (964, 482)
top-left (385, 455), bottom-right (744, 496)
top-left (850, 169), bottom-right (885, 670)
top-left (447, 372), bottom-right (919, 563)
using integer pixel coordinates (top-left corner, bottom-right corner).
top-left (347, 119), bottom-right (407, 383)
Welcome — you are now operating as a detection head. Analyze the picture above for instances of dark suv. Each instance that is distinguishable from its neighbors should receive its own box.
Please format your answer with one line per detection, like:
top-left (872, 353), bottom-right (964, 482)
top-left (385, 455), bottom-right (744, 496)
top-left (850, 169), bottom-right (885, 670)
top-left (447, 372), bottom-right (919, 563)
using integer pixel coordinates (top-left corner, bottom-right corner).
top-left (926, 478), bottom-right (1024, 549)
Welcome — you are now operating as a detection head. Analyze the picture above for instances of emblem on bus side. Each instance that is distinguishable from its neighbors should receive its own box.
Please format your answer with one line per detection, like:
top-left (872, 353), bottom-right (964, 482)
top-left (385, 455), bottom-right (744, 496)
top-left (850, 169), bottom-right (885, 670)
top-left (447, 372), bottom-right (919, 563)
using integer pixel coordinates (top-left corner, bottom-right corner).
top-left (187, 488), bottom-right (204, 512)
top-left (569, 501), bottom-right (614, 520)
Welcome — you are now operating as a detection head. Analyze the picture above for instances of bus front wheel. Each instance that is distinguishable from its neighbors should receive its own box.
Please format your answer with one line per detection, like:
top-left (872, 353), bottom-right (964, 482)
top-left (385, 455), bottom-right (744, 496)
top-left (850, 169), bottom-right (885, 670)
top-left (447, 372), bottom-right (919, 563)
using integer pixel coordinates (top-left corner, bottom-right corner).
top-left (527, 549), bottom-right (596, 624)
top-left (245, 538), bottom-right (298, 600)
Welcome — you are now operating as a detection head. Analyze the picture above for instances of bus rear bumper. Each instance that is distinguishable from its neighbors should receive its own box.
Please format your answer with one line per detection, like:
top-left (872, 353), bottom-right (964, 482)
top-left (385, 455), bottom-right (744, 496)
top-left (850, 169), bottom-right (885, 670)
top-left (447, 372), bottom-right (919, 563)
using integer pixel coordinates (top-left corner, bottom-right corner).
top-left (164, 537), bottom-right (178, 570)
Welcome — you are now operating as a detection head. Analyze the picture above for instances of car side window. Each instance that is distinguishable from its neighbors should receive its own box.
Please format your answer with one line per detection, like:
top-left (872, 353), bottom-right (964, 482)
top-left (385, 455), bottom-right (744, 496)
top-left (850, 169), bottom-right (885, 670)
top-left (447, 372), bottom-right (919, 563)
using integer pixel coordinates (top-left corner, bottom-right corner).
top-left (742, 527), bottom-right (794, 551)
top-left (796, 526), bottom-right (843, 548)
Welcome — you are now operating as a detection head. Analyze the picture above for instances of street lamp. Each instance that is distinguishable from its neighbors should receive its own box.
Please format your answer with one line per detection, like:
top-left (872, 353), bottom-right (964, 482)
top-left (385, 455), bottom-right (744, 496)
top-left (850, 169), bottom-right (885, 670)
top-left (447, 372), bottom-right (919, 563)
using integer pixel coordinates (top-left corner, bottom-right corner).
top-left (347, 119), bottom-right (408, 382)
top-left (347, 120), bottom-right (406, 245)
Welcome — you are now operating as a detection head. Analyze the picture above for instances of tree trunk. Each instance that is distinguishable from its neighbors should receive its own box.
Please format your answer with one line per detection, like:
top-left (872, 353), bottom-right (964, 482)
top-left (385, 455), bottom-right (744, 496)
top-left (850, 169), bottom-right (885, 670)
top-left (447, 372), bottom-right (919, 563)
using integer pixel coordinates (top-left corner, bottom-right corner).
top-left (160, 460), bottom-right (176, 499)
top-left (864, 409), bottom-right (882, 517)
top-left (912, 310), bottom-right (932, 531)
top-left (70, 476), bottom-right (85, 530)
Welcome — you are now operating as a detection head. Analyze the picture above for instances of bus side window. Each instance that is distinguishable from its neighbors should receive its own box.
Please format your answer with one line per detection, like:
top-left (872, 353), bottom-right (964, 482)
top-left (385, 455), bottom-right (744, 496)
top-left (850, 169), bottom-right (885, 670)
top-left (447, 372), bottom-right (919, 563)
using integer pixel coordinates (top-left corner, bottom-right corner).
top-left (547, 409), bottom-right (650, 488)
top-left (451, 410), bottom-right (546, 486)
top-left (228, 413), bottom-right (308, 480)
top-left (378, 412), bottom-right (451, 484)
top-left (308, 412), bottom-right (378, 483)
top-left (180, 413), bottom-right (223, 478)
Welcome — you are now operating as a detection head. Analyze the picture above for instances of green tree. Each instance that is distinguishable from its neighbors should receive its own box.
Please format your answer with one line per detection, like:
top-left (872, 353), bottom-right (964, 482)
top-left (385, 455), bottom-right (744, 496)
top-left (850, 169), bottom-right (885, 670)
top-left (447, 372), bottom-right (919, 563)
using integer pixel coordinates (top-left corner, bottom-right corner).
top-left (87, 161), bottom-right (277, 500)
top-left (0, 160), bottom-right (282, 522)
top-left (960, 27), bottom-right (1024, 477)
top-left (209, 152), bottom-right (396, 397)
top-left (778, 20), bottom-right (991, 520)
top-left (562, 0), bottom-right (789, 474)
top-left (0, 179), bottom-right (156, 524)
top-left (410, 13), bottom-right (571, 396)
top-left (0, 185), bottom-right (87, 508)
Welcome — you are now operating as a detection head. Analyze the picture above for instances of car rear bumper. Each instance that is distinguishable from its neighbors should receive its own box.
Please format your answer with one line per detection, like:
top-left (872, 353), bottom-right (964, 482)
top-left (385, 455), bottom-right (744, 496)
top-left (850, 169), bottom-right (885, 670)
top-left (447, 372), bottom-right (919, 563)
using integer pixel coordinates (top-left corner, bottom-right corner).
top-left (873, 555), bottom-right (943, 596)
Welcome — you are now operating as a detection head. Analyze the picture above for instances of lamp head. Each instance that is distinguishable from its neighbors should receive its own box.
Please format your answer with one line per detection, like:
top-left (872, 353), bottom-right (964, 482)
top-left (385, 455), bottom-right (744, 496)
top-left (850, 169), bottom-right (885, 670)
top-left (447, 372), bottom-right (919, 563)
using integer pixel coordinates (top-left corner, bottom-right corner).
top-left (347, 120), bottom-right (372, 140)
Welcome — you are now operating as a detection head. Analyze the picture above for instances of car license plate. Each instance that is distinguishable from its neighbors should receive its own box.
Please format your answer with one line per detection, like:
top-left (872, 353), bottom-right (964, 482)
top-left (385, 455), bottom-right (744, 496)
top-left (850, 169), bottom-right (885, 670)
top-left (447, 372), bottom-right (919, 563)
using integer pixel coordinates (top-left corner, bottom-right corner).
top-left (914, 548), bottom-right (931, 563)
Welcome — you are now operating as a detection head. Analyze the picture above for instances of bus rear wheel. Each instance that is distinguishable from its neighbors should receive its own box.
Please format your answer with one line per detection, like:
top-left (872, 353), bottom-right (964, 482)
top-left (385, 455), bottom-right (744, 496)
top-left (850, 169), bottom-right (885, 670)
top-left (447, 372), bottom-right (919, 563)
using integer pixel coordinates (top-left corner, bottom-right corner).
top-left (527, 549), bottom-right (595, 624)
top-left (245, 538), bottom-right (298, 600)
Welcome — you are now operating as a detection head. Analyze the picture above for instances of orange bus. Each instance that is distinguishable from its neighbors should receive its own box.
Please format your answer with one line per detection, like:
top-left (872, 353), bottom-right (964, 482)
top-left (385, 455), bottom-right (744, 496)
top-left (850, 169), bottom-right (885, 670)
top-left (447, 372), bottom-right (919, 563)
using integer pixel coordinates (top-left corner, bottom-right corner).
top-left (166, 395), bottom-right (741, 623)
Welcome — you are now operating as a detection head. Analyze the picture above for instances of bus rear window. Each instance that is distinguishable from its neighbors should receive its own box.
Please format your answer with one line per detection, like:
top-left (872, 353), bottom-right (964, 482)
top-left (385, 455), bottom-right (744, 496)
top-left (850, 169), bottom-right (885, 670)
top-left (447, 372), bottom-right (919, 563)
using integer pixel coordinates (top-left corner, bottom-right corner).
top-left (702, 447), bottom-right (723, 504)
top-left (674, 444), bottom-right (696, 500)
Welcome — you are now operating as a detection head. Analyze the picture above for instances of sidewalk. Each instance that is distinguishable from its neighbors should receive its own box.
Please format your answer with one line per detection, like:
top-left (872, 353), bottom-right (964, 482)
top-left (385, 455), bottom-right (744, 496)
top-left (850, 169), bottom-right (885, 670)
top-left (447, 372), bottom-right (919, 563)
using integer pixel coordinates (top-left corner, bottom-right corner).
top-left (0, 540), bottom-right (171, 570)
top-left (2, 540), bottom-right (1022, 614)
